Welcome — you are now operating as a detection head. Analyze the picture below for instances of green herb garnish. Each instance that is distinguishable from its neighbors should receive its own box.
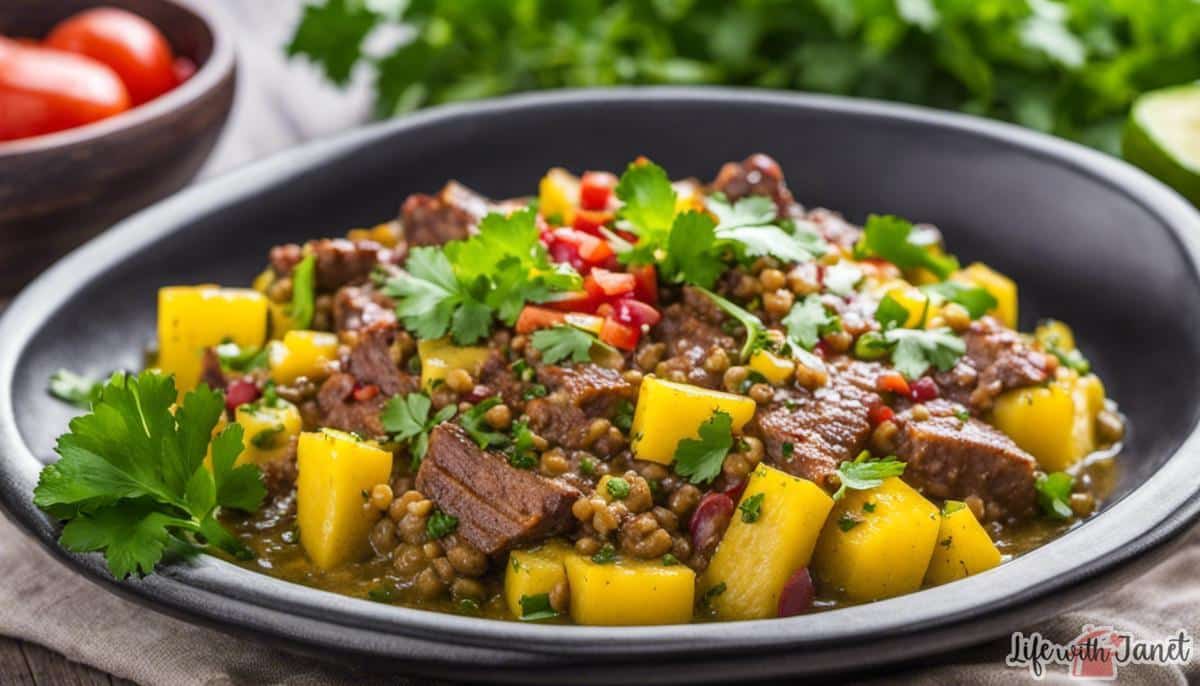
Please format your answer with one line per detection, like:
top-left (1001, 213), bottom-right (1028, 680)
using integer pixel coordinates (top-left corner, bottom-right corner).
top-left (854, 215), bottom-right (959, 280)
top-left (921, 281), bottom-right (998, 319)
top-left (1035, 471), bottom-right (1075, 520)
top-left (426, 509), bottom-right (459, 539)
top-left (606, 476), bottom-right (631, 500)
top-left (837, 512), bottom-right (861, 532)
top-left (48, 369), bottom-right (104, 409)
top-left (531, 324), bottom-right (615, 364)
top-left (289, 254), bottom-right (317, 329)
top-left (459, 397), bottom-right (509, 448)
top-left (833, 451), bottom-right (907, 501)
top-left (738, 492), bottom-right (765, 523)
top-left (672, 410), bottom-right (734, 486)
top-left (381, 392), bottom-right (458, 470)
top-left (591, 543), bottom-right (617, 564)
top-left (783, 294), bottom-right (840, 351)
top-left (518, 593), bottom-right (558, 621)
top-left (697, 287), bottom-right (765, 361)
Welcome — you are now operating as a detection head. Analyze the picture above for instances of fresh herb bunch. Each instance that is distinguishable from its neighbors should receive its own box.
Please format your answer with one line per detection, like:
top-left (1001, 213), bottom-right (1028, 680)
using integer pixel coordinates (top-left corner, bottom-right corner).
top-left (33, 371), bottom-right (266, 578)
top-left (287, 0), bottom-right (1200, 155)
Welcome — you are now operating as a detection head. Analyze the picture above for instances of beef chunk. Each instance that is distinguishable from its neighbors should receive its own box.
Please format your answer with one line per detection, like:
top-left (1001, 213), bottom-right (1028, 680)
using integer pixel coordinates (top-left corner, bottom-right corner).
top-left (525, 364), bottom-right (635, 449)
top-left (477, 352), bottom-right (524, 408)
top-left (710, 153), bottom-right (800, 218)
top-left (315, 372), bottom-right (388, 438)
top-left (935, 317), bottom-right (1054, 411)
top-left (345, 321), bottom-right (417, 396)
top-left (651, 286), bottom-right (738, 389)
top-left (199, 347), bottom-right (226, 390)
top-left (269, 238), bottom-right (395, 291)
top-left (894, 400), bottom-right (1037, 521)
top-left (333, 284), bottom-right (396, 332)
top-left (416, 424), bottom-right (580, 555)
top-left (401, 181), bottom-right (491, 247)
top-left (750, 360), bottom-right (881, 485)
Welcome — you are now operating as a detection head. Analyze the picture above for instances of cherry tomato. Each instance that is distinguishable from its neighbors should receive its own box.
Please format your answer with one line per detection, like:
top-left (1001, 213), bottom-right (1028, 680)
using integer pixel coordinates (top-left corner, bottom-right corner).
top-left (515, 306), bottom-right (566, 334)
top-left (0, 38), bottom-right (130, 141)
top-left (598, 317), bottom-right (639, 350)
top-left (579, 171), bottom-right (617, 210)
top-left (543, 228), bottom-right (614, 271)
top-left (46, 7), bottom-right (177, 105)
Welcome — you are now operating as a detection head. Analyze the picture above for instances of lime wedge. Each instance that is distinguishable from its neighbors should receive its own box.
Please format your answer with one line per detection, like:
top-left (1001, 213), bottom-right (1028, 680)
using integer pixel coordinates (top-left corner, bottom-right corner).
top-left (1123, 83), bottom-right (1200, 205)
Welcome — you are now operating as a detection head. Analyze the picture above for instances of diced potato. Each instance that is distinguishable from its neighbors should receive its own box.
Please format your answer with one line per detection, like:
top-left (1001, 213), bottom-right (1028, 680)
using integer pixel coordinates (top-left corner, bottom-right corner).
top-left (923, 501), bottom-right (1002, 586)
top-left (812, 477), bottom-right (940, 602)
top-left (563, 554), bottom-right (695, 625)
top-left (630, 377), bottom-right (757, 464)
top-left (504, 541), bottom-right (571, 620)
top-left (233, 401), bottom-right (303, 466)
top-left (991, 371), bottom-right (1105, 472)
top-left (956, 262), bottom-right (1017, 328)
top-left (748, 349), bottom-right (796, 385)
top-left (269, 330), bottom-right (339, 385)
top-left (538, 168), bottom-right (579, 225)
top-left (418, 338), bottom-right (492, 391)
top-left (700, 464), bottom-right (834, 620)
top-left (296, 429), bottom-right (393, 570)
top-left (157, 286), bottom-right (268, 392)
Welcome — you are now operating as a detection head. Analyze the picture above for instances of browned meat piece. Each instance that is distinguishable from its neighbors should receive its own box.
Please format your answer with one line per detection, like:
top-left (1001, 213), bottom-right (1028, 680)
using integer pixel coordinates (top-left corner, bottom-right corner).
top-left (894, 400), bottom-right (1037, 521)
top-left (749, 361), bottom-right (881, 486)
top-left (710, 153), bottom-right (801, 218)
top-left (935, 317), bottom-right (1054, 411)
top-left (333, 284), bottom-right (396, 332)
top-left (525, 364), bottom-right (635, 449)
top-left (401, 180), bottom-right (491, 247)
top-left (806, 208), bottom-right (863, 250)
top-left (416, 424), bottom-right (580, 555)
top-left (199, 347), bottom-right (226, 391)
top-left (345, 321), bottom-right (418, 396)
top-left (268, 242), bottom-right (303, 276)
top-left (477, 352), bottom-right (524, 408)
top-left (315, 372), bottom-right (389, 438)
top-left (261, 437), bottom-right (298, 497)
top-left (269, 238), bottom-right (397, 291)
top-left (651, 285), bottom-right (738, 389)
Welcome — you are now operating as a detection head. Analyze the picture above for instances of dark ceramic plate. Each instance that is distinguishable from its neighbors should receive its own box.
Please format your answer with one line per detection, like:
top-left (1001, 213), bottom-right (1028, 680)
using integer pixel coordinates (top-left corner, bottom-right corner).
top-left (2, 89), bottom-right (1199, 684)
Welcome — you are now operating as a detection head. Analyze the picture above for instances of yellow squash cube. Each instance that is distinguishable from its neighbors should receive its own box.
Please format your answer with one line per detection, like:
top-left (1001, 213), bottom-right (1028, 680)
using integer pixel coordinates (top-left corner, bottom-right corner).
top-left (504, 541), bottom-right (571, 620)
top-left (700, 465), bottom-right (834, 620)
top-left (1035, 319), bottom-right (1076, 352)
top-left (991, 372), bottom-right (1105, 472)
top-left (924, 502), bottom-right (1002, 586)
top-left (630, 377), bottom-right (757, 464)
top-left (538, 168), bottom-right (579, 225)
top-left (956, 262), bottom-right (1017, 328)
top-left (748, 349), bottom-right (796, 385)
top-left (269, 330), bottom-right (340, 385)
top-left (563, 554), bottom-right (695, 626)
top-left (812, 477), bottom-right (940, 602)
top-left (267, 302), bottom-right (295, 340)
top-left (418, 338), bottom-right (492, 390)
top-left (234, 401), bottom-right (303, 466)
top-left (881, 282), bottom-right (937, 328)
top-left (296, 429), bottom-right (393, 570)
top-left (158, 286), bottom-right (268, 392)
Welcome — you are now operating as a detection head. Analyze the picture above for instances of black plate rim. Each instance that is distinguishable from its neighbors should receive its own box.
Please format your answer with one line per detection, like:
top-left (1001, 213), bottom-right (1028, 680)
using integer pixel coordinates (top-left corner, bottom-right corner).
top-left (2, 87), bottom-right (1200, 674)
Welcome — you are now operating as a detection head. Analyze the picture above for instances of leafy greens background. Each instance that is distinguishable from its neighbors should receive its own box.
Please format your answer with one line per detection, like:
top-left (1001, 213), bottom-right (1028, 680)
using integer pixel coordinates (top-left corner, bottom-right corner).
top-left (288, 0), bottom-right (1200, 155)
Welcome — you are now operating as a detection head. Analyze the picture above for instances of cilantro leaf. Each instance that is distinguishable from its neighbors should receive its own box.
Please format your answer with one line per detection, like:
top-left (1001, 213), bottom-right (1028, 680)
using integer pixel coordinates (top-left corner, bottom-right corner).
top-left (707, 194), bottom-right (827, 265)
top-left (738, 492), bottom-right (765, 523)
top-left (921, 281), bottom-right (998, 319)
top-left (33, 371), bottom-right (265, 578)
top-left (854, 215), bottom-right (959, 280)
top-left (531, 325), bottom-right (603, 364)
top-left (289, 254), bottom-right (317, 329)
top-left (616, 160), bottom-right (677, 242)
top-left (1036, 471), bottom-right (1075, 520)
top-left (285, 0), bottom-right (380, 86)
top-left (381, 392), bottom-right (457, 470)
top-left (698, 287), bottom-right (765, 361)
top-left (459, 397), bottom-right (509, 449)
top-left (664, 211), bottom-right (724, 288)
top-left (874, 294), bottom-right (912, 331)
top-left (833, 452), bottom-right (907, 501)
top-left (505, 421), bottom-right (539, 469)
top-left (887, 328), bottom-right (966, 379)
top-left (48, 369), bottom-right (104, 409)
top-left (673, 411), bottom-right (734, 485)
top-left (783, 295), bottom-right (838, 350)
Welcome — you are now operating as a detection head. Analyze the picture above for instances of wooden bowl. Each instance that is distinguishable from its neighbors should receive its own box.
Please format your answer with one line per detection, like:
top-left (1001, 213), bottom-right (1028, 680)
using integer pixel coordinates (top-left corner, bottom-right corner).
top-left (0, 0), bottom-right (235, 296)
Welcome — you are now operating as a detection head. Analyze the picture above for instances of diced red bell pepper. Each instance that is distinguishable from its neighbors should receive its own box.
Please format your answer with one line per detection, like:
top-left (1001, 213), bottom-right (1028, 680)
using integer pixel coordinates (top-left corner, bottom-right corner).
top-left (630, 264), bottom-right (658, 305)
top-left (876, 371), bottom-right (911, 396)
top-left (580, 171), bottom-right (617, 211)
top-left (599, 317), bottom-right (639, 350)
top-left (612, 297), bottom-right (661, 330)
top-left (516, 306), bottom-right (566, 334)
top-left (549, 227), bottom-right (613, 266)
top-left (353, 383), bottom-right (380, 402)
top-left (572, 208), bottom-right (614, 236)
top-left (544, 290), bottom-right (601, 313)
top-left (585, 268), bottom-right (636, 298)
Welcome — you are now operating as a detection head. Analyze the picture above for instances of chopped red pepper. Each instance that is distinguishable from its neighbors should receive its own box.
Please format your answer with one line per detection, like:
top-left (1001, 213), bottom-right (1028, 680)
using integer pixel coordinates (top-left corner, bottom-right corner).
top-left (630, 264), bottom-right (658, 305)
top-left (579, 171), bottom-right (617, 210)
top-left (352, 384), bottom-right (380, 402)
top-left (599, 317), bottom-right (639, 350)
top-left (585, 268), bottom-right (636, 298)
top-left (544, 290), bottom-right (601, 313)
top-left (876, 371), bottom-right (911, 396)
top-left (516, 305), bottom-right (566, 334)
top-left (612, 297), bottom-right (661, 330)
top-left (572, 208), bottom-right (614, 236)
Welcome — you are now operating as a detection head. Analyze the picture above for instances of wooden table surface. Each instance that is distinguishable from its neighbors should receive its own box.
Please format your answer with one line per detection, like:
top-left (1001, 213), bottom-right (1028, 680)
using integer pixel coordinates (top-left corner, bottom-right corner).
top-left (1, 2), bottom-right (370, 682)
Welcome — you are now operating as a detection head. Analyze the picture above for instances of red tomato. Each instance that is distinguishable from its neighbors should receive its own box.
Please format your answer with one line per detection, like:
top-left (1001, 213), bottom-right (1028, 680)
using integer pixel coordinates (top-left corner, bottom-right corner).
top-left (612, 297), bottom-right (661, 330)
top-left (0, 38), bottom-right (130, 141)
top-left (867, 402), bottom-right (894, 426)
top-left (46, 7), bottom-right (178, 105)
top-left (579, 171), bottom-right (617, 210)
top-left (585, 268), bottom-right (636, 298)
top-left (599, 317), bottom-right (639, 350)
top-left (172, 56), bottom-right (196, 84)
top-left (545, 228), bottom-right (614, 270)
top-left (544, 290), bottom-right (601, 313)
top-left (515, 306), bottom-right (565, 334)
top-left (629, 264), bottom-right (659, 305)
top-left (875, 371), bottom-right (911, 396)
top-left (572, 208), bottom-right (614, 235)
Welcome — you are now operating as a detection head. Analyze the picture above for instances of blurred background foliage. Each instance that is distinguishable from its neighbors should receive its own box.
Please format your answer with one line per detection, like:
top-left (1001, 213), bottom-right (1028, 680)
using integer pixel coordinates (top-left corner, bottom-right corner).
top-left (288, 0), bottom-right (1200, 155)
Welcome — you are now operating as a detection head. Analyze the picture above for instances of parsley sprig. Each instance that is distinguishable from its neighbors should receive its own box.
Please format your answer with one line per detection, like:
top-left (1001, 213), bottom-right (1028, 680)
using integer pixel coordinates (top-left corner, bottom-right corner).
top-left (383, 209), bottom-right (581, 344)
top-left (866, 294), bottom-right (967, 379)
top-left (833, 451), bottom-right (907, 501)
top-left (380, 392), bottom-right (457, 470)
top-left (531, 325), bottom-right (616, 364)
top-left (1035, 471), bottom-right (1075, 520)
top-left (854, 215), bottom-right (959, 280)
top-left (706, 193), bottom-right (826, 265)
top-left (673, 410), bottom-right (734, 485)
top-left (921, 281), bottom-right (998, 320)
top-left (33, 371), bottom-right (266, 578)
top-left (783, 294), bottom-right (840, 351)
